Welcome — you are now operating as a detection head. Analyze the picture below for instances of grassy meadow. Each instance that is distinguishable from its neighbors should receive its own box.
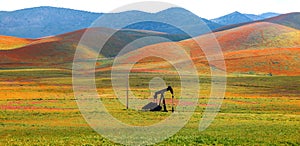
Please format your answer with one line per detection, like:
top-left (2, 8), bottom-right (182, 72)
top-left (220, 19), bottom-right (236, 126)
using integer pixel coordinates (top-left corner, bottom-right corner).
top-left (0, 69), bottom-right (299, 145)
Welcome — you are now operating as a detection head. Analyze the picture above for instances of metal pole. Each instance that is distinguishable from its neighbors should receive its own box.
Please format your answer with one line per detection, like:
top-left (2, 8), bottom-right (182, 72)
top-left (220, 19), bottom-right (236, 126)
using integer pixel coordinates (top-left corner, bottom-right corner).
top-left (172, 95), bottom-right (174, 112)
top-left (126, 75), bottom-right (129, 109)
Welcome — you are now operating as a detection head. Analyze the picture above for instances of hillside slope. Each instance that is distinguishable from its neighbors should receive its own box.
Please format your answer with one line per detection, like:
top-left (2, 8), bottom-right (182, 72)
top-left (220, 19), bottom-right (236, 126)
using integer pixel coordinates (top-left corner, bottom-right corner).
top-left (221, 48), bottom-right (300, 75)
top-left (112, 45), bottom-right (300, 76)
top-left (265, 12), bottom-right (300, 30)
top-left (0, 36), bottom-right (34, 50)
top-left (181, 22), bottom-right (300, 55)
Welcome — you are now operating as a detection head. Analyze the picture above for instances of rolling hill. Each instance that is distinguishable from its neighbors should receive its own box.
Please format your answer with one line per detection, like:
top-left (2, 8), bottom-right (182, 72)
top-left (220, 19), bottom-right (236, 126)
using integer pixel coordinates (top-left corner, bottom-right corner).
top-left (182, 21), bottom-right (300, 75)
top-left (0, 28), bottom-right (189, 68)
top-left (113, 21), bottom-right (300, 75)
top-left (265, 12), bottom-right (300, 30)
top-left (181, 22), bottom-right (300, 55)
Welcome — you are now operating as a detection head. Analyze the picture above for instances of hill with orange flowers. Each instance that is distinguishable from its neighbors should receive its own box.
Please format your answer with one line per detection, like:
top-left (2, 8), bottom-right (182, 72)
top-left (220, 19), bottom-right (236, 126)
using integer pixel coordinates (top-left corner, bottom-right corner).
top-left (113, 21), bottom-right (300, 76)
top-left (0, 36), bottom-right (34, 50)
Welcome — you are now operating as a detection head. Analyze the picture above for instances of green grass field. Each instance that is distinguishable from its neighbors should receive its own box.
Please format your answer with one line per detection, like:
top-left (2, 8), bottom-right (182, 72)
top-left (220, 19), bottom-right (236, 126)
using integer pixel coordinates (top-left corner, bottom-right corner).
top-left (0, 69), bottom-right (299, 145)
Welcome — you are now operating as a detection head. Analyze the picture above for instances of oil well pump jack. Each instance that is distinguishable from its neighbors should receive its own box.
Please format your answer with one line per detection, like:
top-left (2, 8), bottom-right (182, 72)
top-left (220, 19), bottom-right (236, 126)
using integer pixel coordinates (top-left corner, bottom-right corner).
top-left (142, 86), bottom-right (174, 112)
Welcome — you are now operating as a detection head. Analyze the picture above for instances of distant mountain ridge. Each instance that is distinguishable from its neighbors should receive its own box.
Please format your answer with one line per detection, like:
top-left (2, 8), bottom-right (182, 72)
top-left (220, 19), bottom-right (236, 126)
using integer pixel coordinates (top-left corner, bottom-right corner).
top-left (124, 7), bottom-right (223, 35)
top-left (211, 11), bottom-right (280, 25)
top-left (211, 11), bottom-right (253, 25)
top-left (260, 12), bottom-right (281, 19)
top-left (0, 6), bottom-right (222, 38)
top-left (0, 7), bottom-right (101, 38)
top-left (214, 12), bottom-right (300, 32)
top-left (244, 12), bottom-right (280, 21)
top-left (0, 6), bottom-right (284, 39)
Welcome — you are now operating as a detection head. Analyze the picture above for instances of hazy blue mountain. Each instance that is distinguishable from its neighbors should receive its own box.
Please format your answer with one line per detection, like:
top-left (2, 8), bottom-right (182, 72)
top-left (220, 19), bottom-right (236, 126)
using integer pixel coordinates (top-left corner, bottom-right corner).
top-left (0, 6), bottom-right (282, 39)
top-left (212, 11), bottom-right (281, 26)
top-left (260, 12), bottom-right (280, 19)
top-left (213, 12), bottom-right (298, 33)
top-left (0, 7), bottom-right (101, 38)
top-left (211, 11), bottom-right (253, 25)
top-left (244, 12), bottom-right (280, 21)
top-left (155, 7), bottom-right (222, 30)
top-left (86, 7), bottom-right (223, 37)
top-left (244, 14), bottom-right (265, 21)
top-left (0, 6), bottom-right (223, 38)
top-left (123, 8), bottom-right (223, 36)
